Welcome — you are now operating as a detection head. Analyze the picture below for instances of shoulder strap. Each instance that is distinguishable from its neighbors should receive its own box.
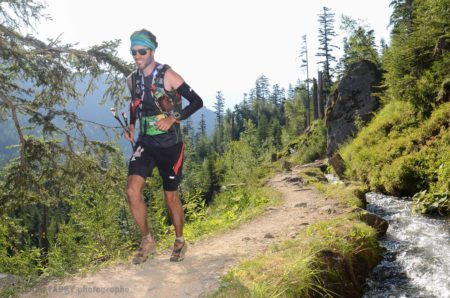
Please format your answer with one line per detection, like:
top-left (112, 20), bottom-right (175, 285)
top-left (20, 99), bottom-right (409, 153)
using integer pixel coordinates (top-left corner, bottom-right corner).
top-left (127, 69), bottom-right (143, 126)
top-left (151, 64), bottom-right (170, 89)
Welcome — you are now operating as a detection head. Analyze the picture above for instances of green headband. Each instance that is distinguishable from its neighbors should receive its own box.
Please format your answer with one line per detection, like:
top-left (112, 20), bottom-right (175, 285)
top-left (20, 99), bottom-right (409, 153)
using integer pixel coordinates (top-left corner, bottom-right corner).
top-left (130, 33), bottom-right (157, 51)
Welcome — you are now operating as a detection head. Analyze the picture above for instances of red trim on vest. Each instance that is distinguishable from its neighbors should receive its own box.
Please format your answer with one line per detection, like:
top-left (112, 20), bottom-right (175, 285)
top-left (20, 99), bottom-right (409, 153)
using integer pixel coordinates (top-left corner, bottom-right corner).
top-left (173, 143), bottom-right (184, 175)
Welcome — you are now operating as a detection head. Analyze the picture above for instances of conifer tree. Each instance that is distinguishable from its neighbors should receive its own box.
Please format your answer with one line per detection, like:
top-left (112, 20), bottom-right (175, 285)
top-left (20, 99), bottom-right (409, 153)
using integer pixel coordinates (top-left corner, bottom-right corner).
top-left (213, 91), bottom-right (225, 151)
top-left (316, 6), bottom-right (338, 93)
top-left (389, 0), bottom-right (415, 34)
top-left (384, 0), bottom-right (450, 113)
top-left (339, 15), bottom-right (380, 71)
top-left (255, 74), bottom-right (270, 102)
top-left (300, 34), bottom-right (311, 127)
top-left (198, 113), bottom-right (207, 138)
top-left (0, 0), bottom-right (132, 276)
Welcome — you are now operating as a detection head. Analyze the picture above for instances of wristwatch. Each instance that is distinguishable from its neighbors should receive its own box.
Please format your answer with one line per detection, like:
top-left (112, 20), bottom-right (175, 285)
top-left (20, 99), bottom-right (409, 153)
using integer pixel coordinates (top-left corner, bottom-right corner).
top-left (170, 112), bottom-right (181, 123)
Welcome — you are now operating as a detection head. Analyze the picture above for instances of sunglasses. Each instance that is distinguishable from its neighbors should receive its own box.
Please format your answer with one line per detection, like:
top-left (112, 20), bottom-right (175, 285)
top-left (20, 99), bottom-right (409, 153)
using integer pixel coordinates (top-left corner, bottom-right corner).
top-left (131, 48), bottom-right (150, 56)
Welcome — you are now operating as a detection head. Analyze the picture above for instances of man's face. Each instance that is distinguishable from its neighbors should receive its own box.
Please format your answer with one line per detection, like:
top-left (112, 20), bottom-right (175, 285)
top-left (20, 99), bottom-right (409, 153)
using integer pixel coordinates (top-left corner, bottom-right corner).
top-left (131, 46), bottom-right (154, 71)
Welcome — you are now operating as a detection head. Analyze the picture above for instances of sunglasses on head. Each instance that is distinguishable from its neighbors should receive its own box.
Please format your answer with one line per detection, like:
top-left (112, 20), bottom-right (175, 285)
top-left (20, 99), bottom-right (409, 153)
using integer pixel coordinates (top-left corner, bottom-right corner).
top-left (131, 48), bottom-right (150, 56)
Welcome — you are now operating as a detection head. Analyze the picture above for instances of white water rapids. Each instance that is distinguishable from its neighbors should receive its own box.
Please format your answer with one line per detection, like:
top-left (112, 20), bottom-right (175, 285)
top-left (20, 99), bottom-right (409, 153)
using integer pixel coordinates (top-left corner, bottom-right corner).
top-left (363, 192), bottom-right (450, 298)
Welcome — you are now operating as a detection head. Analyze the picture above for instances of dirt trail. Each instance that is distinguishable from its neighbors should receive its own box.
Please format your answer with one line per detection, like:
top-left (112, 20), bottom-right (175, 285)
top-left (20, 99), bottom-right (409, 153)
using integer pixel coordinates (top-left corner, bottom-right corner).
top-left (24, 166), bottom-right (346, 298)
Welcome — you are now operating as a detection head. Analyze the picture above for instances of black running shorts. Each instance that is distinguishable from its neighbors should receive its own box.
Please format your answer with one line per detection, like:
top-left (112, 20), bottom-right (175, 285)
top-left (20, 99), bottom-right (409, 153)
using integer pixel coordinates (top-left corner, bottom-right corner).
top-left (128, 141), bottom-right (184, 191)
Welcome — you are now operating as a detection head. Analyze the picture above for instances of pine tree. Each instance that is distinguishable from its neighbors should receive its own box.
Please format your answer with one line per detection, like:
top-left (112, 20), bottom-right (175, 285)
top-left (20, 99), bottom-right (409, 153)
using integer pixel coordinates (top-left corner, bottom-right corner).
top-left (300, 34), bottom-right (311, 127)
top-left (339, 15), bottom-right (380, 69)
top-left (223, 109), bottom-right (234, 145)
top-left (384, 0), bottom-right (450, 113)
top-left (255, 74), bottom-right (270, 102)
top-left (0, 0), bottom-right (133, 276)
top-left (389, 0), bottom-right (415, 34)
top-left (336, 37), bottom-right (350, 78)
top-left (270, 84), bottom-right (284, 108)
top-left (182, 118), bottom-right (195, 144)
top-left (198, 113), bottom-right (207, 138)
top-left (213, 91), bottom-right (225, 151)
top-left (316, 6), bottom-right (338, 93)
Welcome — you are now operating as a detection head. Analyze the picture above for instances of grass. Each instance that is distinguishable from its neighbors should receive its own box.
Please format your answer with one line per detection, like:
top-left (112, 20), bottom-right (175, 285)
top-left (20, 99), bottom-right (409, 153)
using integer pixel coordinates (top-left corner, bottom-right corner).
top-left (157, 185), bottom-right (282, 250)
top-left (340, 100), bottom-right (450, 215)
top-left (278, 119), bottom-right (327, 165)
top-left (211, 215), bottom-right (379, 298)
top-left (1, 183), bottom-right (281, 298)
top-left (210, 169), bottom-right (380, 298)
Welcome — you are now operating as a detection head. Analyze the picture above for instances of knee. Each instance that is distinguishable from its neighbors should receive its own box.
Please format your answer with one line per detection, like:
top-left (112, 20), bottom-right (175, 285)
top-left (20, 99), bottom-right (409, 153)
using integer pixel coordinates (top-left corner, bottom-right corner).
top-left (127, 185), bottom-right (142, 204)
top-left (164, 191), bottom-right (180, 206)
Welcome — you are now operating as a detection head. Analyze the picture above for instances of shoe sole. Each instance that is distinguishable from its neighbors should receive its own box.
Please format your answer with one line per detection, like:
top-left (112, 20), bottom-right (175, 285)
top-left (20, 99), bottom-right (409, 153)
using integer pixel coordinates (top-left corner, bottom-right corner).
top-left (132, 247), bottom-right (156, 265)
top-left (170, 242), bottom-right (187, 262)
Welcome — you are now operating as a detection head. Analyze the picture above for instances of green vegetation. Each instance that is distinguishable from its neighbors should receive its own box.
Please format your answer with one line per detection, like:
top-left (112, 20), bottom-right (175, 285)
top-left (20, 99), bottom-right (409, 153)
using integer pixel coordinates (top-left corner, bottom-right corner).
top-left (279, 119), bottom-right (327, 165)
top-left (384, 0), bottom-right (450, 115)
top-left (211, 174), bottom-right (379, 298)
top-left (341, 101), bottom-right (450, 215)
top-left (1, 0), bottom-right (449, 296)
top-left (339, 0), bottom-right (450, 216)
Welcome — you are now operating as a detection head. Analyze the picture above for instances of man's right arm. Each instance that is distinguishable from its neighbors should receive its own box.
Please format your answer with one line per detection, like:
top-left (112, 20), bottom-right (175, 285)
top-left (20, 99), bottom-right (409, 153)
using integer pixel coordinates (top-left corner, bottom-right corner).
top-left (126, 73), bottom-right (137, 142)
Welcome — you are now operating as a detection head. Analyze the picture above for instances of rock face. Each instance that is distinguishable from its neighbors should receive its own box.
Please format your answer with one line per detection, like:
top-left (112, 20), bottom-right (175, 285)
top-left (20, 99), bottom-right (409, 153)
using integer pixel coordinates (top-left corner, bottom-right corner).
top-left (326, 60), bottom-right (381, 156)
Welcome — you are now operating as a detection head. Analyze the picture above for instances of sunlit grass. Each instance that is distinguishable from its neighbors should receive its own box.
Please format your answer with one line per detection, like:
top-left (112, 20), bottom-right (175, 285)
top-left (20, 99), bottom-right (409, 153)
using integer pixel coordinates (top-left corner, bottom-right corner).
top-left (210, 166), bottom-right (380, 298)
top-left (157, 185), bottom-right (282, 250)
top-left (211, 215), bottom-right (379, 298)
top-left (341, 100), bottom-right (450, 214)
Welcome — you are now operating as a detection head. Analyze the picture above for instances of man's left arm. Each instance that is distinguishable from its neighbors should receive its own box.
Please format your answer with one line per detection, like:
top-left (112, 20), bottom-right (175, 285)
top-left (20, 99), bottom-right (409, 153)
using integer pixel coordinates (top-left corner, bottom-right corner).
top-left (157, 69), bottom-right (203, 130)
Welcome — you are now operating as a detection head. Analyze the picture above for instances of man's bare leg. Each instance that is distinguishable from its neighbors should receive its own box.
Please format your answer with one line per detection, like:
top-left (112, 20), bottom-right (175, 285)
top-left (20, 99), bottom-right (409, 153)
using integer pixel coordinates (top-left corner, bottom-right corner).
top-left (164, 190), bottom-right (184, 238)
top-left (127, 175), bottom-right (156, 264)
top-left (164, 190), bottom-right (187, 261)
top-left (127, 175), bottom-right (150, 236)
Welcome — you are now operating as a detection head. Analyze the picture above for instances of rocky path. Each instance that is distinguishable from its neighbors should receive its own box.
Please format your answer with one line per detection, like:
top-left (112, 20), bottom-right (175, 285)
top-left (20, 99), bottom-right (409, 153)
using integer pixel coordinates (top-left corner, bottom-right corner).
top-left (24, 166), bottom-right (346, 298)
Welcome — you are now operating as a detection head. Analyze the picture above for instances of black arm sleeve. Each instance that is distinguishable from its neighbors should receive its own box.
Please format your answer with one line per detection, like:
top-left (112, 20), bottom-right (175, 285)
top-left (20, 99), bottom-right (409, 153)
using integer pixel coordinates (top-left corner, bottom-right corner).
top-left (176, 82), bottom-right (203, 120)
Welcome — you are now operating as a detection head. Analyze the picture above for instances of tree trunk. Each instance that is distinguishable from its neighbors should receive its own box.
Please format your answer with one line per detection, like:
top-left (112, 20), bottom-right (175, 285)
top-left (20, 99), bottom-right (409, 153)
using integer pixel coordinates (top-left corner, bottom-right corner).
top-left (318, 71), bottom-right (325, 119)
top-left (313, 78), bottom-right (319, 120)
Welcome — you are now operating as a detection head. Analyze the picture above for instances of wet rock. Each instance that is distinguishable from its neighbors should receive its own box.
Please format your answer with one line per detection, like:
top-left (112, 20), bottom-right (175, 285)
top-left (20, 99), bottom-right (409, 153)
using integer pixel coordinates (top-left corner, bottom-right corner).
top-left (357, 209), bottom-right (389, 237)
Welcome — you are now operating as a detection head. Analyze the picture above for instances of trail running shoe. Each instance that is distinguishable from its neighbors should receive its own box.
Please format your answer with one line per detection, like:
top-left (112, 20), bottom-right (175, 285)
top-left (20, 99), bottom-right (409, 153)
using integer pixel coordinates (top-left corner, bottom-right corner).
top-left (132, 236), bottom-right (156, 265)
top-left (170, 239), bottom-right (187, 262)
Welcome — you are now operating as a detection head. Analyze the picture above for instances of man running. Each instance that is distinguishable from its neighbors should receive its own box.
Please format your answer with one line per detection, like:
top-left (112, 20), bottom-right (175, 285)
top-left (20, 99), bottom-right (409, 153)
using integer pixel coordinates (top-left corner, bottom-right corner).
top-left (125, 29), bottom-right (203, 264)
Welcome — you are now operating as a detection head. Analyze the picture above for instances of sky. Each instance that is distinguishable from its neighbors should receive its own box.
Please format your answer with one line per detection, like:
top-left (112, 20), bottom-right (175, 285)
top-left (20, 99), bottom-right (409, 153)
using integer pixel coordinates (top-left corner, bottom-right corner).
top-left (37, 0), bottom-right (393, 110)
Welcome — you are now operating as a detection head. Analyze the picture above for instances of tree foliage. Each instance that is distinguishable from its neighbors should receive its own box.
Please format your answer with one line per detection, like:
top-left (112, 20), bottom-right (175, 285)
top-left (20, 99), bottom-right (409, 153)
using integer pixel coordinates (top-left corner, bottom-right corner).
top-left (0, 0), bottom-right (335, 286)
top-left (383, 0), bottom-right (450, 114)
top-left (316, 6), bottom-right (338, 92)
top-left (0, 0), bottom-right (134, 279)
top-left (337, 16), bottom-right (380, 75)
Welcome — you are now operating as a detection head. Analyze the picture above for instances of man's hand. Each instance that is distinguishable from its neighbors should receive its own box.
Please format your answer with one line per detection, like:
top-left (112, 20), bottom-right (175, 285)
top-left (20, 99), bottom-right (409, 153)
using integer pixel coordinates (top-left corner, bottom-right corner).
top-left (155, 116), bottom-right (177, 131)
top-left (125, 125), bottom-right (135, 141)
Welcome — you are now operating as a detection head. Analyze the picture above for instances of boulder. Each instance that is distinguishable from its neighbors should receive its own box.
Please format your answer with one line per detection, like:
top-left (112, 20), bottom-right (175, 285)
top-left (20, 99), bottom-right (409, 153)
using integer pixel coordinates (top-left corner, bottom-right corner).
top-left (326, 60), bottom-right (381, 156)
top-left (357, 209), bottom-right (389, 237)
top-left (328, 153), bottom-right (346, 178)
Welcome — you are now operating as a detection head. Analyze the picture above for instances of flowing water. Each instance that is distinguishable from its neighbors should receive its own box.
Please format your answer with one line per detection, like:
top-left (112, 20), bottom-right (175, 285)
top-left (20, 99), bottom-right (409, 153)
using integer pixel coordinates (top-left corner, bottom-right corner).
top-left (363, 192), bottom-right (450, 298)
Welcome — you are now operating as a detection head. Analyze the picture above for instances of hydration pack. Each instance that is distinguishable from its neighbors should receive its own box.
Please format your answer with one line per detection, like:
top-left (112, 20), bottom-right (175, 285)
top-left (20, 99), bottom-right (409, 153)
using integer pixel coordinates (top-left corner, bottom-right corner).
top-left (126, 63), bottom-right (182, 125)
